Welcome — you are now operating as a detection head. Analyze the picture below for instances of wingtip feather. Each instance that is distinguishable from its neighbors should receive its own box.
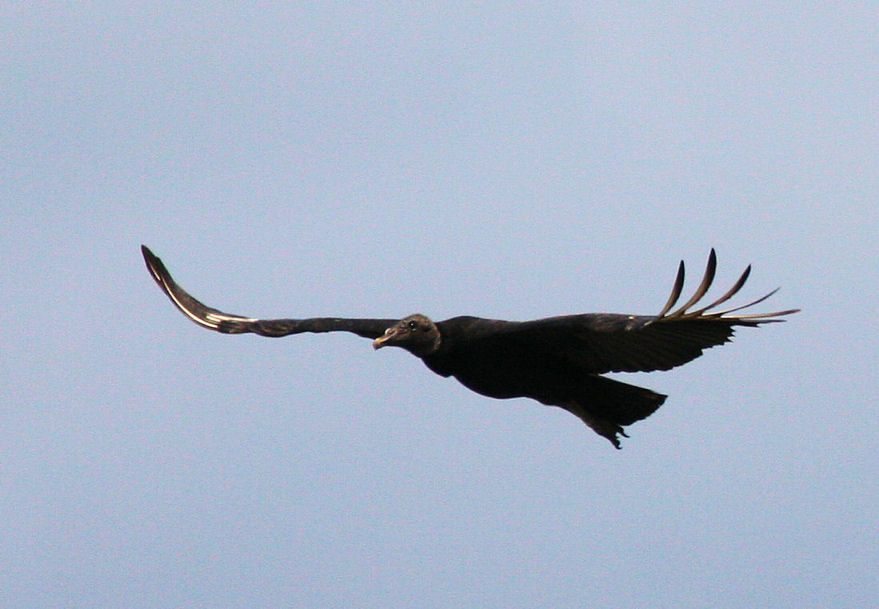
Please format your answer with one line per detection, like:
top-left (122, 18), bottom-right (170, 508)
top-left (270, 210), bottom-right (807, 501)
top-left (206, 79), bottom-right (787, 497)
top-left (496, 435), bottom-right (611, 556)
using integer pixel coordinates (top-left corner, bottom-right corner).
top-left (668, 249), bottom-right (717, 317)
top-left (652, 251), bottom-right (797, 325)
top-left (655, 260), bottom-right (685, 318)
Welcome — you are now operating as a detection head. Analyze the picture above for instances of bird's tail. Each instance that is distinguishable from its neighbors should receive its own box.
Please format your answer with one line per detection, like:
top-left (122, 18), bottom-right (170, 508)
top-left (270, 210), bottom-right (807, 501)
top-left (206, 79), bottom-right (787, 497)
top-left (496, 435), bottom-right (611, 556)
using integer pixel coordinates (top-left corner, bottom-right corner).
top-left (558, 376), bottom-right (666, 449)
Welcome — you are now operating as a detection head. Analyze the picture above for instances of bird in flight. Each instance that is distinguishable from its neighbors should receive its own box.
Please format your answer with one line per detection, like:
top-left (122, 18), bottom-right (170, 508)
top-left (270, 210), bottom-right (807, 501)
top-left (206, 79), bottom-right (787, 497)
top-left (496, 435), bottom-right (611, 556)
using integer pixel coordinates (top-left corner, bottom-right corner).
top-left (141, 246), bottom-right (797, 448)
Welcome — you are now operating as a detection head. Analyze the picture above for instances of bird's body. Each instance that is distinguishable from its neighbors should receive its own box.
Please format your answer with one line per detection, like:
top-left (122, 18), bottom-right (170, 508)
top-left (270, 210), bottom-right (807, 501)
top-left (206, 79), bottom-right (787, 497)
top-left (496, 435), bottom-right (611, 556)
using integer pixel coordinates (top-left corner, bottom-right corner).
top-left (141, 246), bottom-right (797, 448)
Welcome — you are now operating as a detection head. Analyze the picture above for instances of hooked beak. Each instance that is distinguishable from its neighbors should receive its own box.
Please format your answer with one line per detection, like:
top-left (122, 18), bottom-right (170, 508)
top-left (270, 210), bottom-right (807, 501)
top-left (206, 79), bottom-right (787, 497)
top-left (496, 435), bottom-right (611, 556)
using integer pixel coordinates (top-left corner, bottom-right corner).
top-left (372, 329), bottom-right (396, 350)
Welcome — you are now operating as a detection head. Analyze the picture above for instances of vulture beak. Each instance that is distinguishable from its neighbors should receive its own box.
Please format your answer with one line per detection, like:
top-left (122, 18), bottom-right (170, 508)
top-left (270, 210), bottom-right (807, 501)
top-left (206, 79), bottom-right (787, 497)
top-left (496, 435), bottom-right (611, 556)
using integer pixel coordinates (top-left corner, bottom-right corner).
top-left (372, 329), bottom-right (396, 350)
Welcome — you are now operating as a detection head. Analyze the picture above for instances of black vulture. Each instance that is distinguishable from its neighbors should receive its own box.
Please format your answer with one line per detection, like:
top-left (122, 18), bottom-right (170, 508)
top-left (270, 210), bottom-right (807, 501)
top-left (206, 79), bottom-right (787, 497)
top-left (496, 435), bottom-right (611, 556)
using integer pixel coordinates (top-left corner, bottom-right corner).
top-left (141, 246), bottom-right (797, 448)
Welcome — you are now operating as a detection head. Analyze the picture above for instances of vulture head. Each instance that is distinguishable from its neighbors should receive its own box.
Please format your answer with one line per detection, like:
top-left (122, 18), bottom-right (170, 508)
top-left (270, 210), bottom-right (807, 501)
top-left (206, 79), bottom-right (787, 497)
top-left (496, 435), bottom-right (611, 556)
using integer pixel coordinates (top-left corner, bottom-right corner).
top-left (373, 314), bottom-right (441, 357)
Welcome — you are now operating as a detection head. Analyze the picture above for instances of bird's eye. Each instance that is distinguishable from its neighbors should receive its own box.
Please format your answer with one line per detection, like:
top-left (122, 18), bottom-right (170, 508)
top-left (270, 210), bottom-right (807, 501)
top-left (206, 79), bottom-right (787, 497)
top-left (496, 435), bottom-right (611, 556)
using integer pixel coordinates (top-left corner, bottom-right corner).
top-left (407, 320), bottom-right (418, 330)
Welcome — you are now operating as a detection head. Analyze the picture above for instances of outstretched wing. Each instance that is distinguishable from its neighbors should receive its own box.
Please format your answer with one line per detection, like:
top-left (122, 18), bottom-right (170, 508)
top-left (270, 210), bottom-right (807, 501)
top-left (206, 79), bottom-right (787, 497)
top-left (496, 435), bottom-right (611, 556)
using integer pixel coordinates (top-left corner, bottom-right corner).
top-left (141, 246), bottom-right (396, 339)
top-left (450, 249), bottom-right (799, 374)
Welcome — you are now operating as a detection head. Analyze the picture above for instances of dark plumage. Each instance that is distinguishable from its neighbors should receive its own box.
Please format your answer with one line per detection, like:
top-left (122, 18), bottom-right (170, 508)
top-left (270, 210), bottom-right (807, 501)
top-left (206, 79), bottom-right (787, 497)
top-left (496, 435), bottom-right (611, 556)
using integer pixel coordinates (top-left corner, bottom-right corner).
top-left (141, 245), bottom-right (798, 448)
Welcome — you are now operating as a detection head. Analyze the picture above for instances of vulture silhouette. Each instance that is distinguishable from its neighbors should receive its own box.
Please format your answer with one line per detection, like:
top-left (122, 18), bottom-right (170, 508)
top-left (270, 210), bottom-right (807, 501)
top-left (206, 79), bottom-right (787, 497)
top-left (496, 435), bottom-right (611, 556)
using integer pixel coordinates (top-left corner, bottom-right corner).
top-left (142, 245), bottom-right (797, 448)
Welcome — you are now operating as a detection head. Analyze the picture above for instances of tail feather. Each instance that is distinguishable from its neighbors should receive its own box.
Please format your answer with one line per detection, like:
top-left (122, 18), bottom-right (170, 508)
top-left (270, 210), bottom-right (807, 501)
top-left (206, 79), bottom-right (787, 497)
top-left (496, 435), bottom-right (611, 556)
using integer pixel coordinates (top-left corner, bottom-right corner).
top-left (557, 375), bottom-right (666, 448)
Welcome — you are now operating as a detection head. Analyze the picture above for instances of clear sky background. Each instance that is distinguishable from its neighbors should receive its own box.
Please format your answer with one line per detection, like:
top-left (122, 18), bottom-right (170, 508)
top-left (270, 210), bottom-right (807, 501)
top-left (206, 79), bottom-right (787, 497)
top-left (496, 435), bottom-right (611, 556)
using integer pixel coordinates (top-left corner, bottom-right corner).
top-left (2, 4), bottom-right (876, 608)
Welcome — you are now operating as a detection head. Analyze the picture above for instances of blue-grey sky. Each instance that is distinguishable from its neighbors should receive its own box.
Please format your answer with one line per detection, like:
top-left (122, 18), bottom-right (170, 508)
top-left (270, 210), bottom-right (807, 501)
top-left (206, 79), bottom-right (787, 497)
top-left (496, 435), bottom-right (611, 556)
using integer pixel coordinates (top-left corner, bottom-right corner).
top-left (2, 4), bottom-right (876, 608)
